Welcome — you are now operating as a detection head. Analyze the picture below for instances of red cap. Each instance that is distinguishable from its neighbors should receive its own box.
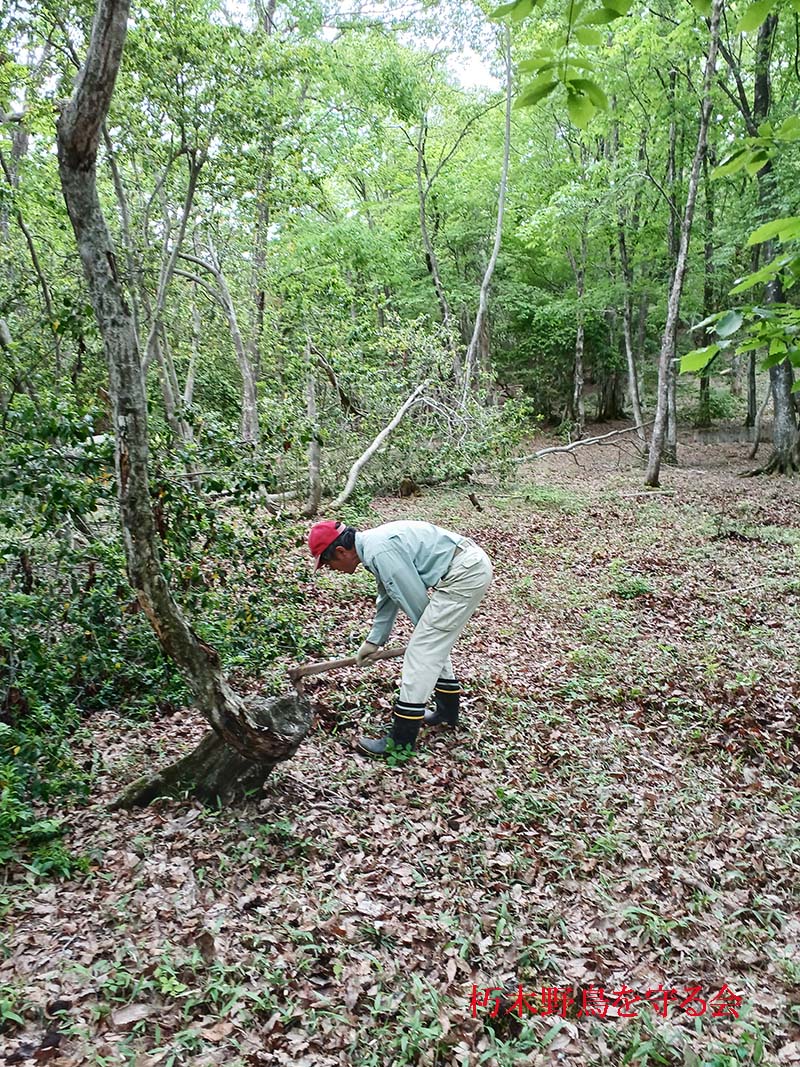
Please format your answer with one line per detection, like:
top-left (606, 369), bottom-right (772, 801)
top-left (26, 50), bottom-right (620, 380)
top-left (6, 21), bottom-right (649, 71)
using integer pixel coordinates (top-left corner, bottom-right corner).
top-left (308, 520), bottom-right (344, 570)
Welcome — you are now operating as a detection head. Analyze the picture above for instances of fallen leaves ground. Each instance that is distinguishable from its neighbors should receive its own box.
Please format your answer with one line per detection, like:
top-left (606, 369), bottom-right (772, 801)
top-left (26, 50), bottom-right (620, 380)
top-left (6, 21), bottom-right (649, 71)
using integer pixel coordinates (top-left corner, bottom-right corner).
top-left (3, 427), bottom-right (800, 1066)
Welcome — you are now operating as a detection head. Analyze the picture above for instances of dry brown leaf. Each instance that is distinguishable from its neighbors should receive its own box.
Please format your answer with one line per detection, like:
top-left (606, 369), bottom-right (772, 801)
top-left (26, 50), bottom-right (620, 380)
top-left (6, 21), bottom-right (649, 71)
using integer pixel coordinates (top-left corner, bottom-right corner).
top-left (110, 1004), bottom-right (157, 1029)
top-left (199, 1020), bottom-right (235, 1041)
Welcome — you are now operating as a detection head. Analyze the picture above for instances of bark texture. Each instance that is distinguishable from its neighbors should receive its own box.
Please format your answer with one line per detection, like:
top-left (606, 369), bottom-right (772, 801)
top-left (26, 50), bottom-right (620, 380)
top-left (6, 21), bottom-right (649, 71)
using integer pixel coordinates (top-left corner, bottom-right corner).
top-left (721, 12), bottom-right (799, 471)
top-left (646, 0), bottom-right (722, 486)
top-left (56, 0), bottom-right (311, 796)
top-left (109, 694), bottom-right (310, 809)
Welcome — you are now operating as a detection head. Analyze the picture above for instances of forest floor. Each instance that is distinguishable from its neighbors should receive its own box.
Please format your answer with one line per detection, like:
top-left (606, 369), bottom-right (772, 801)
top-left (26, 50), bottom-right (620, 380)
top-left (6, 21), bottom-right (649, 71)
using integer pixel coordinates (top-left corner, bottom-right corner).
top-left (3, 423), bottom-right (800, 1067)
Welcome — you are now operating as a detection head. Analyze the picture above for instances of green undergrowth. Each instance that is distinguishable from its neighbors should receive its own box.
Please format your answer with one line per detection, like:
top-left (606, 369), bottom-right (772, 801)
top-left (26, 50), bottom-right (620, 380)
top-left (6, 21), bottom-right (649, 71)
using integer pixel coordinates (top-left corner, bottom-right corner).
top-left (0, 415), bottom-right (323, 865)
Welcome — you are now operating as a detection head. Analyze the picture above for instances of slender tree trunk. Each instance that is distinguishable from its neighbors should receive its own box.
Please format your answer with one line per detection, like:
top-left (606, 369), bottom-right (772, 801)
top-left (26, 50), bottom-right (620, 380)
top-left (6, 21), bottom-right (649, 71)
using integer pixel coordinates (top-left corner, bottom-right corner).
top-left (636, 291), bottom-right (648, 362)
top-left (247, 154), bottom-right (272, 382)
top-left (0, 146), bottom-right (63, 372)
top-left (660, 69), bottom-right (681, 464)
top-left (752, 15), bottom-right (799, 471)
top-left (185, 287), bottom-right (200, 408)
top-left (646, 0), bottom-right (722, 486)
top-left (182, 249), bottom-right (260, 445)
top-left (696, 151), bottom-right (716, 429)
top-left (618, 220), bottom-right (645, 439)
top-left (748, 379), bottom-right (772, 459)
top-left (302, 342), bottom-right (322, 519)
top-left (142, 151), bottom-right (204, 375)
top-left (720, 11), bottom-right (798, 469)
top-left (57, 0), bottom-right (310, 806)
top-left (416, 121), bottom-right (453, 345)
top-left (746, 352), bottom-right (757, 427)
top-left (665, 359), bottom-right (678, 463)
top-left (102, 125), bottom-right (141, 339)
top-left (462, 27), bottom-right (512, 398)
top-left (566, 230), bottom-right (587, 437)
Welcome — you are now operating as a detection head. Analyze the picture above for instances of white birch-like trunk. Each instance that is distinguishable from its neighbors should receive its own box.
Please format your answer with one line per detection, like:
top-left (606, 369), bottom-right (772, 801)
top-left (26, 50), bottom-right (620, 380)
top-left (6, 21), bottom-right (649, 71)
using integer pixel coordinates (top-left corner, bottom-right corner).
top-left (181, 249), bottom-right (260, 445)
top-left (330, 383), bottom-right (427, 509)
top-left (461, 27), bottom-right (512, 399)
top-left (646, 0), bottom-right (722, 486)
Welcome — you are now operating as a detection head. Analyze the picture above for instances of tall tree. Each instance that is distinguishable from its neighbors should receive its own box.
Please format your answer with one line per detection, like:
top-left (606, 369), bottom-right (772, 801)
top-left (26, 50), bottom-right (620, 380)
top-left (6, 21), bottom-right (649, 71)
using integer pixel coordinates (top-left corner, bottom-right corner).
top-left (646, 0), bottom-right (723, 487)
top-left (56, 0), bottom-right (310, 806)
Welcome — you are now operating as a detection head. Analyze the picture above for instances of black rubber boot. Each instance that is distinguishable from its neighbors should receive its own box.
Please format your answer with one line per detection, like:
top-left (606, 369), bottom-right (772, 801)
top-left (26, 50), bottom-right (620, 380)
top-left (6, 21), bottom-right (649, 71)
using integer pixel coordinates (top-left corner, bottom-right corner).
top-left (424, 679), bottom-right (460, 727)
top-left (356, 700), bottom-right (425, 757)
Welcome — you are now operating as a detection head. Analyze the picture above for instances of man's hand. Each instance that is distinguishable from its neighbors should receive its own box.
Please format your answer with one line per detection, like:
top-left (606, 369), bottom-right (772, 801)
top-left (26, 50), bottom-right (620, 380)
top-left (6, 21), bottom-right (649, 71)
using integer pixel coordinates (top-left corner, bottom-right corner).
top-left (356, 640), bottom-right (380, 666)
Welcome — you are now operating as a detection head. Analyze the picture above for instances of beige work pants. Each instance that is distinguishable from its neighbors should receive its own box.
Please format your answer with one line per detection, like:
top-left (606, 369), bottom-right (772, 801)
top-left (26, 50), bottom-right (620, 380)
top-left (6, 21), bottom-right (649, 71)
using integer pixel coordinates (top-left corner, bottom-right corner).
top-left (398, 540), bottom-right (493, 705)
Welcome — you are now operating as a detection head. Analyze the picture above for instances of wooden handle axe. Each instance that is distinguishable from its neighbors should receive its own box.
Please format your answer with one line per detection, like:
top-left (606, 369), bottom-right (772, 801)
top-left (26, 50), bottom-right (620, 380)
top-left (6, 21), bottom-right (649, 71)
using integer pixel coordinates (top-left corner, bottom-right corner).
top-left (288, 645), bottom-right (406, 695)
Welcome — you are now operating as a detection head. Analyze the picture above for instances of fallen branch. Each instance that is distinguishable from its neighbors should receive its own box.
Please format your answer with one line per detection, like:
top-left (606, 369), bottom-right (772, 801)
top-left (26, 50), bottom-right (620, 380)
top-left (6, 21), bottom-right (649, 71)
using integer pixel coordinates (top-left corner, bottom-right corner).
top-left (330, 382), bottom-right (429, 509)
top-left (618, 489), bottom-right (676, 497)
top-left (514, 421), bottom-right (653, 463)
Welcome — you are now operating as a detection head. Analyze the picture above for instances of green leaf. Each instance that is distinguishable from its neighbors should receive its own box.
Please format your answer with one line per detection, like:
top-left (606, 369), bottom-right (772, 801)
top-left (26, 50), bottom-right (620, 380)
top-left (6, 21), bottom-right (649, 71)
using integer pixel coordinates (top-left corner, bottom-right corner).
top-left (777, 116), bottom-right (800, 141)
top-left (603, 0), bottom-right (634, 13)
top-left (567, 90), bottom-right (595, 129)
top-left (711, 150), bottom-right (747, 179)
top-left (580, 7), bottom-right (623, 23)
top-left (691, 312), bottom-right (723, 331)
top-left (515, 74), bottom-right (559, 108)
top-left (762, 348), bottom-right (789, 369)
top-left (563, 56), bottom-right (600, 73)
top-left (744, 150), bottom-right (770, 176)
top-left (574, 26), bottom-right (604, 44)
top-left (517, 47), bottom-right (556, 72)
top-left (729, 268), bottom-right (774, 295)
top-left (715, 310), bottom-right (743, 338)
top-left (490, 0), bottom-right (536, 20)
top-left (689, 0), bottom-right (712, 14)
top-left (747, 216), bottom-right (800, 246)
top-left (680, 344), bottom-right (719, 374)
top-left (567, 77), bottom-right (609, 109)
top-left (518, 57), bottom-right (557, 73)
top-left (736, 0), bottom-right (776, 33)
top-left (791, 379), bottom-right (800, 393)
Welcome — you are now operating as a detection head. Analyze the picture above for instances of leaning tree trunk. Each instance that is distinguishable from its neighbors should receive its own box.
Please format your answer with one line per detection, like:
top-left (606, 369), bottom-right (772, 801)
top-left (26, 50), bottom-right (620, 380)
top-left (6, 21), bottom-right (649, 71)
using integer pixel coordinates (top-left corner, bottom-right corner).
top-left (57, 0), bottom-right (310, 807)
top-left (646, 0), bottom-right (722, 487)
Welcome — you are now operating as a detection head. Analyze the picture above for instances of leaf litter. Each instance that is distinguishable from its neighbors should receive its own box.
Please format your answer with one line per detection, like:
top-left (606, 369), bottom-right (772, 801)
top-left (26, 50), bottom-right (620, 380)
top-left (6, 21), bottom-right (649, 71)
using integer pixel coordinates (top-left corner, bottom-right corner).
top-left (2, 430), bottom-right (799, 1066)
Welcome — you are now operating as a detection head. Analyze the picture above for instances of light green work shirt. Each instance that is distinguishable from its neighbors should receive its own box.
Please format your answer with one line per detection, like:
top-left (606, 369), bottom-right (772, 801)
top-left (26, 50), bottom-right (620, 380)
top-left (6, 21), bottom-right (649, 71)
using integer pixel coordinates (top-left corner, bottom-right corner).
top-left (355, 521), bottom-right (463, 646)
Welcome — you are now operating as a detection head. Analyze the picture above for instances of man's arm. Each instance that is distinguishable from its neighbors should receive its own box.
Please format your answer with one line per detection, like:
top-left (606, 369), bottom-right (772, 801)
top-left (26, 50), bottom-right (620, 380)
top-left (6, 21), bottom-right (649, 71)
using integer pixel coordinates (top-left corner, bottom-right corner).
top-left (366, 582), bottom-right (400, 646)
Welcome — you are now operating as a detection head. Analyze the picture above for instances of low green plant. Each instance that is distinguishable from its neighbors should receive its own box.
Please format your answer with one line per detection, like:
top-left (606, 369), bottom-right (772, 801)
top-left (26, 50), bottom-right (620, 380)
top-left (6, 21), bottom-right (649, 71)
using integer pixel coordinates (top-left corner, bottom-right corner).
top-left (0, 983), bottom-right (25, 1033)
top-left (608, 559), bottom-right (654, 599)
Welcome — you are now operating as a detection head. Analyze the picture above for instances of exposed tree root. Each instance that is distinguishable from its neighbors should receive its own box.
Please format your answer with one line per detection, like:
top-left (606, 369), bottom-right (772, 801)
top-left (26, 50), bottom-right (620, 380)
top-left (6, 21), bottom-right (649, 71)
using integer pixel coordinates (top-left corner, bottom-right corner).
top-left (740, 446), bottom-right (800, 477)
top-left (110, 693), bottom-right (311, 810)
